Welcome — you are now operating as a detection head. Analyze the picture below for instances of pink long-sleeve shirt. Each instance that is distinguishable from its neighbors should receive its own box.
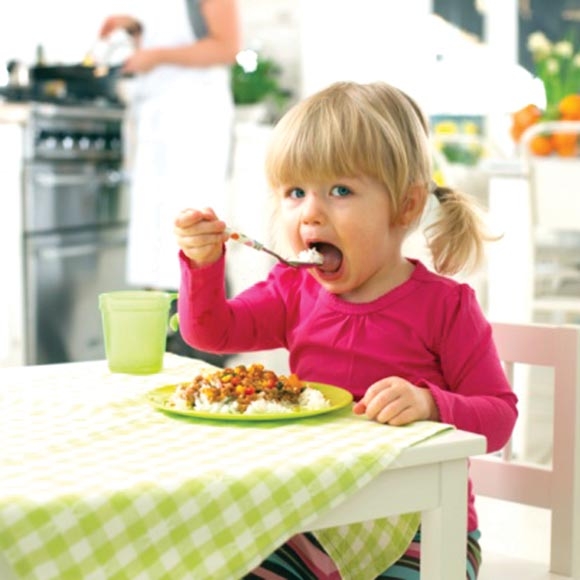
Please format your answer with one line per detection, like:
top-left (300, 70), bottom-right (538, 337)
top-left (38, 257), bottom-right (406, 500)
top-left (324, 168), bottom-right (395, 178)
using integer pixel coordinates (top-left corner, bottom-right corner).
top-left (178, 252), bottom-right (518, 531)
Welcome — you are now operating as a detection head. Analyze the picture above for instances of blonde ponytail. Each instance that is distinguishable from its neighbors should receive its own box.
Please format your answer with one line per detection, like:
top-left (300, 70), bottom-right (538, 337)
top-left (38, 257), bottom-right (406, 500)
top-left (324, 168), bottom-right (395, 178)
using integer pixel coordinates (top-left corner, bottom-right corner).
top-left (424, 185), bottom-right (497, 276)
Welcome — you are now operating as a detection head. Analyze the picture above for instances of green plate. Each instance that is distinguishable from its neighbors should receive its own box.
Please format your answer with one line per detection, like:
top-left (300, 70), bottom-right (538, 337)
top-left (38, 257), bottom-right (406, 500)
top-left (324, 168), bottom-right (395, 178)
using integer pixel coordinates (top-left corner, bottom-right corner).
top-left (147, 382), bottom-right (353, 422)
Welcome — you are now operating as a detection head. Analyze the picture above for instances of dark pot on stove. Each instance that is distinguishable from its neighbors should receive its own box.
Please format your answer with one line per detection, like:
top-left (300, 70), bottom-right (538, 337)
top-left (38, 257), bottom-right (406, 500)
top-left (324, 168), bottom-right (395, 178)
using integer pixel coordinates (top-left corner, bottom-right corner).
top-left (29, 64), bottom-right (131, 104)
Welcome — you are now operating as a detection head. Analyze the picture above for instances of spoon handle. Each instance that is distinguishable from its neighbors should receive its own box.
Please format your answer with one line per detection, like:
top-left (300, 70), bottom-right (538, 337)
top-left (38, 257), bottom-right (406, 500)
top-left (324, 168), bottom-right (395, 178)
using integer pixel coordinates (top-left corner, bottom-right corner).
top-left (224, 227), bottom-right (265, 251)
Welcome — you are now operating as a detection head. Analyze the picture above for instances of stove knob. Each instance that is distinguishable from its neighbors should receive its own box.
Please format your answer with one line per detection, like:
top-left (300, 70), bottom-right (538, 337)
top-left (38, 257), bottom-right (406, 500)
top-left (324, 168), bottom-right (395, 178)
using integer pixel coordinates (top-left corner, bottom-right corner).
top-left (109, 137), bottom-right (122, 152)
top-left (61, 135), bottom-right (75, 150)
top-left (40, 135), bottom-right (58, 150)
top-left (78, 136), bottom-right (91, 151)
top-left (93, 137), bottom-right (106, 151)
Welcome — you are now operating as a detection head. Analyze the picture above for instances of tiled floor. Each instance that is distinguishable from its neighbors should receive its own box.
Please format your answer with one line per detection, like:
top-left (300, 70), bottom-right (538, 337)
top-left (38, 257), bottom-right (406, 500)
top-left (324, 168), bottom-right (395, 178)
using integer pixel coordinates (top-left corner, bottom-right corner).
top-left (477, 496), bottom-right (570, 579)
top-left (477, 496), bottom-right (550, 562)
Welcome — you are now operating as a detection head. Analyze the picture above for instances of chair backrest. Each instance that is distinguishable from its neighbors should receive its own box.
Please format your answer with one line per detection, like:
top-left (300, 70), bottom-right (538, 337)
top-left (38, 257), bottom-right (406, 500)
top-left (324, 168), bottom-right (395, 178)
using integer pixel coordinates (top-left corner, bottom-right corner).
top-left (470, 321), bottom-right (580, 577)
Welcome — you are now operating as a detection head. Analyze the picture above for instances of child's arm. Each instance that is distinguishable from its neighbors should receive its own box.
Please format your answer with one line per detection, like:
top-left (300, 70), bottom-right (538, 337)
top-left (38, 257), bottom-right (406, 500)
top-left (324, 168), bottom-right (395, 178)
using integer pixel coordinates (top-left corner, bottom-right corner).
top-left (420, 290), bottom-right (518, 453)
top-left (176, 252), bottom-right (296, 355)
top-left (355, 285), bottom-right (517, 453)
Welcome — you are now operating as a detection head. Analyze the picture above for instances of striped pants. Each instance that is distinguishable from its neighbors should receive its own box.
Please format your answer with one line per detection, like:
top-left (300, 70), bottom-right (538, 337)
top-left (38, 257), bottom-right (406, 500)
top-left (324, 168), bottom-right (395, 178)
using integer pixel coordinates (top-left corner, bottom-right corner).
top-left (245, 529), bottom-right (482, 579)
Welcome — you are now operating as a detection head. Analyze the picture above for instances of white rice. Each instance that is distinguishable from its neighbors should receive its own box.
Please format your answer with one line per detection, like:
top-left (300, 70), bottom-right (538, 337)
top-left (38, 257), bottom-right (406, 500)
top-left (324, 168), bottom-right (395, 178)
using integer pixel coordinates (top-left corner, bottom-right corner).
top-left (296, 248), bottom-right (324, 264)
top-left (169, 395), bottom-right (190, 410)
top-left (189, 391), bottom-right (240, 414)
top-left (299, 387), bottom-right (331, 410)
top-left (170, 385), bottom-right (330, 415)
top-left (245, 399), bottom-right (294, 414)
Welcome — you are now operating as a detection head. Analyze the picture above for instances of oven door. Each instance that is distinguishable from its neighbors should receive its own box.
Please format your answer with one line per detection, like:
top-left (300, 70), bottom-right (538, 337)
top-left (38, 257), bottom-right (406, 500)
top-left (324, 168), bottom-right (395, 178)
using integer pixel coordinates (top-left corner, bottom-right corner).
top-left (24, 225), bottom-right (130, 365)
top-left (23, 161), bottom-right (128, 232)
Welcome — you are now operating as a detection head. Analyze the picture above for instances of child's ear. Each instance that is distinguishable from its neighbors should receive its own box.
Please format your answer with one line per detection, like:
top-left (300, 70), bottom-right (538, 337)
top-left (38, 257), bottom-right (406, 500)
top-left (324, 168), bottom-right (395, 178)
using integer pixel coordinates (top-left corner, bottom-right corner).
top-left (398, 185), bottom-right (425, 226)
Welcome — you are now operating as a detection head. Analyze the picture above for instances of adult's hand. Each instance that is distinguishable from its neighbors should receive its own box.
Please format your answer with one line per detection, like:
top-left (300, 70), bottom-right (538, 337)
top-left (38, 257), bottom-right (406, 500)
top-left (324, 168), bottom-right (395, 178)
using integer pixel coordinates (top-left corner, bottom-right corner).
top-left (99, 14), bottom-right (142, 38)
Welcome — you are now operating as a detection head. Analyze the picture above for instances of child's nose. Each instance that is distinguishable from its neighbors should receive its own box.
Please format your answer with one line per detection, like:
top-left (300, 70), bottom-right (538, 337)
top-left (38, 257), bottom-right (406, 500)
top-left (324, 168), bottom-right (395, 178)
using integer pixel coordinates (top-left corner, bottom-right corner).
top-left (300, 192), bottom-right (324, 223)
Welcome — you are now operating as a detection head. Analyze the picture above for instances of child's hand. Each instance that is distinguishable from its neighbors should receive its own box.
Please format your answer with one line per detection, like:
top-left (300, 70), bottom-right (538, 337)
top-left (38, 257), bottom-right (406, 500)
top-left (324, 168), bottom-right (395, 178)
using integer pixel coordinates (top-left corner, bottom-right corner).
top-left (174, 208), bottom-right (227, 267)
top-left (352, 377), bottom-right (439, 426)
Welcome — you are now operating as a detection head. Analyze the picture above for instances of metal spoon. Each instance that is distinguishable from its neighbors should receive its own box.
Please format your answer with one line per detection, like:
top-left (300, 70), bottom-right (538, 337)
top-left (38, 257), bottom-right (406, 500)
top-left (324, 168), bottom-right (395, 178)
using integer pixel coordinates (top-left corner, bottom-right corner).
top-left (225, 227), bottom-right (322, 268)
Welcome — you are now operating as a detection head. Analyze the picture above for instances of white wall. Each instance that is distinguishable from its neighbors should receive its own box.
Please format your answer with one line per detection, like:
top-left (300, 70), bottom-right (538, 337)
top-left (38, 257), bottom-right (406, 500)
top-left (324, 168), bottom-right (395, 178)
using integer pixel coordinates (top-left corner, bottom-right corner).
top-left (0, 2), bottom-right (123, 66)
top-left (238, 0), bottom-right (301, 97)
top-left (299, 0), bottom-right (432, 103)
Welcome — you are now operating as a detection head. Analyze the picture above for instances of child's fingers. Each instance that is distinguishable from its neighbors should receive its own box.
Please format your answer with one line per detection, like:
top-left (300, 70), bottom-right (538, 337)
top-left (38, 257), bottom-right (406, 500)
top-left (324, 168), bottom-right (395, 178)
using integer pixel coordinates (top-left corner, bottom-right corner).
top-left (175, 208), bottom-right (202, 228)
top-left (175, 208), bottom-right (221, 229)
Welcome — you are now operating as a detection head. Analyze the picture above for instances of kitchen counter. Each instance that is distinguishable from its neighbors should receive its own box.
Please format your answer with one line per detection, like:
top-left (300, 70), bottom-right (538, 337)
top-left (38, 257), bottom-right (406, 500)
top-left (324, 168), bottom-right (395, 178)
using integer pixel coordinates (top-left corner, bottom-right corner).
top-left (0, 102), bottom-right (30, 124)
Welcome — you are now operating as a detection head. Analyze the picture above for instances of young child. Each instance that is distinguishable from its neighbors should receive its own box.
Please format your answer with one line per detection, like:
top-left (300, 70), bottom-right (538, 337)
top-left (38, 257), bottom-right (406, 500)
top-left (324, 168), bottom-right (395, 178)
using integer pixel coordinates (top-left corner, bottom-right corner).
top-left (173, 81), bottom-right (517, 579)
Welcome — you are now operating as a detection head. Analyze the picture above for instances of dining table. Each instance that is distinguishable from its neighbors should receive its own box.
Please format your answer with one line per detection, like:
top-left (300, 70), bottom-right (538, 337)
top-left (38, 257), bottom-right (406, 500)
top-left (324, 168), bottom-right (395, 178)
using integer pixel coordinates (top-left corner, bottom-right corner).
top-left (0, 353), bottom-right (486, 580)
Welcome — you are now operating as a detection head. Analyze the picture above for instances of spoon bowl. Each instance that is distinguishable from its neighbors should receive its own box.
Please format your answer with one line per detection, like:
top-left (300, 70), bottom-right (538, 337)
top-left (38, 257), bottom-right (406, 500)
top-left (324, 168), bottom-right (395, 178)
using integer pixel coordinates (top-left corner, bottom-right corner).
top-left (225, 227), bottom-right (323, 268)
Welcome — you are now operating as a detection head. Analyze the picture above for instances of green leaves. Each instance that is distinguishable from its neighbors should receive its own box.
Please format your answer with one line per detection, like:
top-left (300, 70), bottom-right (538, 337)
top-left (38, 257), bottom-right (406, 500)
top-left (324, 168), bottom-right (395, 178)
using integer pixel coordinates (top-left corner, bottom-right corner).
top-left (527, 31), bottom-right (580, 111)
top-left (231, 53), bottom-right (290, 109)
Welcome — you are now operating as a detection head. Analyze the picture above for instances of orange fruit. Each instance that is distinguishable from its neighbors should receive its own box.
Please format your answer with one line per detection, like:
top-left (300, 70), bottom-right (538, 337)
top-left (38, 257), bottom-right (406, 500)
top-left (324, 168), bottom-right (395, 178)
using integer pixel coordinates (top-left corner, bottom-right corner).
top-left (510, 124), bottom-right (524, 142)
top-left (552, 132), bottom-right (579, 157)
top-left (528, 134), bottom-right (554, 156)
top-left (558, 94), bottom-right (580, 121)
top-left (511, 104), bottom-right (542, 142)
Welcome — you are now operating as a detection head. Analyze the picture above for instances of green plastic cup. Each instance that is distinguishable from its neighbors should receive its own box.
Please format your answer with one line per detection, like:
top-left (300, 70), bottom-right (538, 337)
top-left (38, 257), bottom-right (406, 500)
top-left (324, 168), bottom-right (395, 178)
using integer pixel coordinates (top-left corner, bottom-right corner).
top-left (99, 291), bottom-right (175, 375)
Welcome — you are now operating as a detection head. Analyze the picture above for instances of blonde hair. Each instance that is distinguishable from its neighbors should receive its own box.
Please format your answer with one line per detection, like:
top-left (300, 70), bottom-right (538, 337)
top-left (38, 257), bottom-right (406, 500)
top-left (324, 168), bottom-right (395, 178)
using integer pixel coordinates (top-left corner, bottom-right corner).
top-left (265, 81), bottom-right (493, 276)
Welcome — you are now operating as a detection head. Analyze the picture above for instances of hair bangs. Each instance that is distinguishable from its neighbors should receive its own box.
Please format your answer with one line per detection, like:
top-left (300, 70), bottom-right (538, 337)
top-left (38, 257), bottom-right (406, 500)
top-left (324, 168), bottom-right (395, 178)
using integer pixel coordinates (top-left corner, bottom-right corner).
top-left (265, 94), bottom-right (387, 189)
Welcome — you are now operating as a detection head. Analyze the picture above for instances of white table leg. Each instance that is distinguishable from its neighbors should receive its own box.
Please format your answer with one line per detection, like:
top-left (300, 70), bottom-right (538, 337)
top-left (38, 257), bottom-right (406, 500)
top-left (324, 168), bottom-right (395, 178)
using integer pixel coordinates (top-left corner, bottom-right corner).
top-left (420, 459), bottom-right (469, 580)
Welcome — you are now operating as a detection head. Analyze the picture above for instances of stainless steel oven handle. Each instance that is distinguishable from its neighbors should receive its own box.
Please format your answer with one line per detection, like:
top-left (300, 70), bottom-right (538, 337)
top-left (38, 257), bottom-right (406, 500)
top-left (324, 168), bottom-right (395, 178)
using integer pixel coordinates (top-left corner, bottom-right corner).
top-left (37, 240), bottom-right (125, 260)
top-left (34, 171), bottom-right (122, 187)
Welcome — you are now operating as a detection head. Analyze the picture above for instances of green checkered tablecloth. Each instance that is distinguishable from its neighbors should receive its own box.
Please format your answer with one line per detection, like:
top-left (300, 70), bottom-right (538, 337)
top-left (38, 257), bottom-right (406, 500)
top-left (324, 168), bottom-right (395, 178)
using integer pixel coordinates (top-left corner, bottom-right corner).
top-left (0, 354), bottom-right (451, 580)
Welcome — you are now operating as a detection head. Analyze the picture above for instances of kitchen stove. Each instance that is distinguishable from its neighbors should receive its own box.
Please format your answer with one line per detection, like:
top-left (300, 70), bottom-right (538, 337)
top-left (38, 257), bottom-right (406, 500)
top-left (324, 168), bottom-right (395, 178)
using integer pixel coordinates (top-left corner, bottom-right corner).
top-left (24, 102), bottom-right (124, 162)
top-left (5, 97), bottom-right (132, 365)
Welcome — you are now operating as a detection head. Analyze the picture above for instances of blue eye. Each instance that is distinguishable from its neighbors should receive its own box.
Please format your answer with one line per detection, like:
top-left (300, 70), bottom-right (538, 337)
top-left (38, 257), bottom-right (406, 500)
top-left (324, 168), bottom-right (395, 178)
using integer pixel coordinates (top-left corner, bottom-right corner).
top-left (331, 185), bottom-right (351, 197)
top-left (288, 187), bottom-right (306, 199)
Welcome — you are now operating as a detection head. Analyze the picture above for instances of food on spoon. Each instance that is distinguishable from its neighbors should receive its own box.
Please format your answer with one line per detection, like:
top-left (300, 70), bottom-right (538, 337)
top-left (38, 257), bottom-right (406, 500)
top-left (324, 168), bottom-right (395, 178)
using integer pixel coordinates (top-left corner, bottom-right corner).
top-left (296, 247), bottom-right (324, 265)
top-left (312, 243), bottom-right (342, 273)
top-left (169, 363), bottom-right (330, 415)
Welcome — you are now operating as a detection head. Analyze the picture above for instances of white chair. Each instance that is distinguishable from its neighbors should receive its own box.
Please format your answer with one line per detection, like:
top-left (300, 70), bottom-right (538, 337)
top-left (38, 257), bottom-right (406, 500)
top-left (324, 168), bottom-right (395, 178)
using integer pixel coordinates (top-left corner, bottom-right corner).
top-left (472, 321), bottom-right (580, 579)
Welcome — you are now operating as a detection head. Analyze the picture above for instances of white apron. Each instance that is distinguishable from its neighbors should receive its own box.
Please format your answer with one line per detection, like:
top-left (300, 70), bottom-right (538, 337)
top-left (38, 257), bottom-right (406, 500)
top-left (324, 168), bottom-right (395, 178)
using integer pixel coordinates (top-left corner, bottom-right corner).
top-left (125, 0), bottom-right (234, 289)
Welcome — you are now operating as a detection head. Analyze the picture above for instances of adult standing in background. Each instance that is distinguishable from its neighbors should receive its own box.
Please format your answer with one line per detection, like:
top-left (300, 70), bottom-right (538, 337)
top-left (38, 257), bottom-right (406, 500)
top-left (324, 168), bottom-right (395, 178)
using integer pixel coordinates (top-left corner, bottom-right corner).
top-left (100, 0), bottom-right (240, 366)
top-left (100, 0), bottom-right (241, 291)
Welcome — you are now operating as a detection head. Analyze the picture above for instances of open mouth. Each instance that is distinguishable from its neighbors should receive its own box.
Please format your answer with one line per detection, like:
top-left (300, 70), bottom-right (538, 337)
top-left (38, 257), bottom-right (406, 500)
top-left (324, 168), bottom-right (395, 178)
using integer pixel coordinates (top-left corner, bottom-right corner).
top-left (310, 242), bottom-right (342, 273)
